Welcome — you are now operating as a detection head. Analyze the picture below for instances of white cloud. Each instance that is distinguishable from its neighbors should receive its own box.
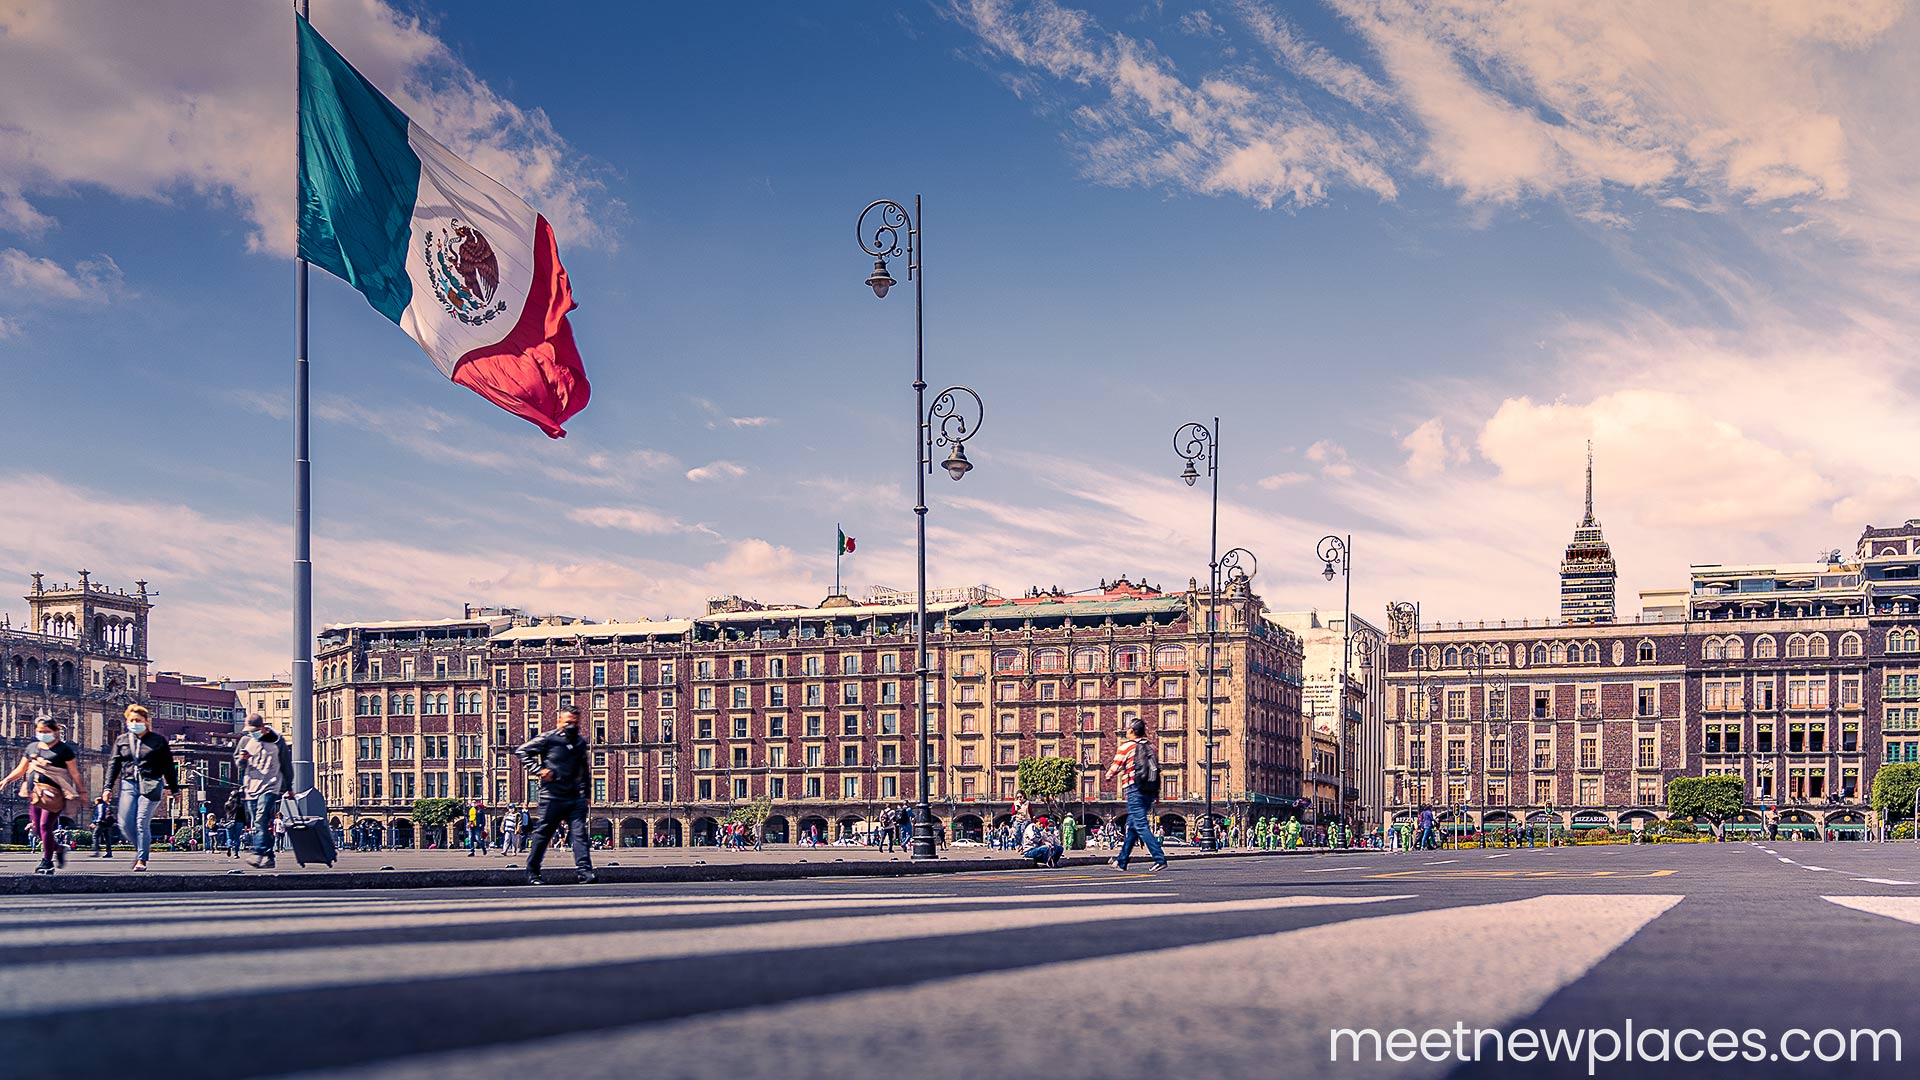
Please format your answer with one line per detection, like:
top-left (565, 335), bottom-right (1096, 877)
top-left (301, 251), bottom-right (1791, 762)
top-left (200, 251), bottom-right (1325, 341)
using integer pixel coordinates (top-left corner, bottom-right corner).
top-left (955, 0), bottom-right (1398, 209)
top-left (686, 461), bottom-right (749, 483)
top-left (0, 315), bottom-right (20, 340)
top-left (960, 0), bottom-right (1914, 232)
top-left (1257, 471), bottom-right (1309, 490)
top-left (0, 248), bottom-right (122, 301)
top-left (1305, 439), bottom-right (1354, 480)
top-left (0, 0), bottom-right (615, 255)
top-left (729, 416), bottom-right (775, 428)
top-left (566, 506), bottom-right (712, 537)
top-left (1400, 417), bottom-right (1468, 479)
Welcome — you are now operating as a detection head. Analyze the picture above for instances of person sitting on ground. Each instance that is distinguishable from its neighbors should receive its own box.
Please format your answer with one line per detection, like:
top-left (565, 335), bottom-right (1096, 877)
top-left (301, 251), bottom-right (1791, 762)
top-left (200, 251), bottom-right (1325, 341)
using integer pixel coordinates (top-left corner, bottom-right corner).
top-left (1021, 816), bottom-right (1062, 868)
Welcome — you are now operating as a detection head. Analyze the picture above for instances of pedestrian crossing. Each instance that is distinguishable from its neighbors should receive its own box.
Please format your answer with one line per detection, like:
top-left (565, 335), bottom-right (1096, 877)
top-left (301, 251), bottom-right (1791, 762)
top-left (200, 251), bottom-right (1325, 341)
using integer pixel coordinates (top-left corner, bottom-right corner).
top-left (4, 878), bottom-right (1919, 1079)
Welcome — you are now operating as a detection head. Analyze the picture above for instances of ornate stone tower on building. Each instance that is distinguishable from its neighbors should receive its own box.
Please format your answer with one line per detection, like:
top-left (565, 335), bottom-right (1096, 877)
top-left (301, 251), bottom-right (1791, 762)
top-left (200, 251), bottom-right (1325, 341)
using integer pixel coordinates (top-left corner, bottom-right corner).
top-left (1559, 442), bottom-right (1617, 624)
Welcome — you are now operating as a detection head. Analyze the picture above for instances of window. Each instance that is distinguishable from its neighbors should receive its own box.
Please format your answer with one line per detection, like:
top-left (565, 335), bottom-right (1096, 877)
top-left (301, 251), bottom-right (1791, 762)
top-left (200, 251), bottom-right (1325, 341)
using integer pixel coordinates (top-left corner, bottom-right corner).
top-left (1638, 639), bottom-right (1656, 663)
top-left (1578, 777), bottom-right (1599, 804)
top-left (1532, 738), bottom-right (1551, 770)
top-left (1637, 736), bottom-right (1656, 769)
top-left (1636, 687), bottom-right (1657, 717)
top-left (1446, 690), bottom-right (1466, 721)
top-left (732, 716), bottom-right (750, 739)
top-left (1578, 687), bottom-right (1597, 718)
top-left (1840, 633), bottom-right (1863, 658)
top-left (769, 685), bottom-right (786, 707)
top-left (1578, 738), bottom-right (1598, 770)
top-left (558, 666), bottom-right (574, 688)
top-left (1533, 777), bottom-right (1553, 804)
top-left (1488, 739), bottom-right (1508, 772)
top-left (1754, 636), bottom-right (1778, 659)
top-left (731, 687), bottom-right (749, 709)
top-left (697, 688), bottom-right (714, 710)
top-left (842, 713), bottom-right (860, 737)
top-left (1445, 740), bottom-right (1466, 772)
top-left (1636, 777), bottom-right (1658, 805)
top-left (1533, 689), bottom-right (1552, 719)
top-left (1843, 722), bottom-right (1859, 752)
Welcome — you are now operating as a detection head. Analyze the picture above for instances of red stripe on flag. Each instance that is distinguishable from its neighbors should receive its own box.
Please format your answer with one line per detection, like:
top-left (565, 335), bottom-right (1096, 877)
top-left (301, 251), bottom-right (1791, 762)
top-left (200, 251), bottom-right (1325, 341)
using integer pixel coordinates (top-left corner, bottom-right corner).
top-left (450, 214), bottom-right (591, 438)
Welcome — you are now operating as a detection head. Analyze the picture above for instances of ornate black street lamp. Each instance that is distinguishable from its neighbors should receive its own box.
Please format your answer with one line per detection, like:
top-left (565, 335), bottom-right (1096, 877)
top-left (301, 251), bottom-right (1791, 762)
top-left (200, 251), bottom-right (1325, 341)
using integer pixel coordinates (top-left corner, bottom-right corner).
top-left (1316, 534), bottom-right (1353, 833)
top-left (858, 196), bottom-right (984, 860)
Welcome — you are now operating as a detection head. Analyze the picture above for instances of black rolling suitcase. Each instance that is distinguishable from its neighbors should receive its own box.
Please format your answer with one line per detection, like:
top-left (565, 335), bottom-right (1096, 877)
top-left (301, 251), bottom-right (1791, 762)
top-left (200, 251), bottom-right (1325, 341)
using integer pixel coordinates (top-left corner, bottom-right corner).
top-left (282, 788), bottom-right (337, 867)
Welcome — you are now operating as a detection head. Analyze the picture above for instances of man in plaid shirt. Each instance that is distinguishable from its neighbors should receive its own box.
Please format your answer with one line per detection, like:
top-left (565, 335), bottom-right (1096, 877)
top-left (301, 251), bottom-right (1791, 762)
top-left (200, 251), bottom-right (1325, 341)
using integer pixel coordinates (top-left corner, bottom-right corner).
top-left (1104, 716), bottom-right (1168, 873)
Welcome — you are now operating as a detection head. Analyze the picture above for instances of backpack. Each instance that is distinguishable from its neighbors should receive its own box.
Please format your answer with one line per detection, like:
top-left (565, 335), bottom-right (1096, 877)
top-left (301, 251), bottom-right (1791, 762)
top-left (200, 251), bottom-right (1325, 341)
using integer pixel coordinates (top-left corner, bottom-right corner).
top-left (1131, 738), bottom-right (1161, 801)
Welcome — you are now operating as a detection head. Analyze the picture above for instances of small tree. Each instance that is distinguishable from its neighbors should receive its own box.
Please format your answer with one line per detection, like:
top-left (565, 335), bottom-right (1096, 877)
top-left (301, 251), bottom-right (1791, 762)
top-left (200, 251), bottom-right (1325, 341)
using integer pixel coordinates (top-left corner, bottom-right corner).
top-left (413, 797), bottom-right (464, 847)
top-left (1871, 763), bottom-right (1920, 827)
top-left (1017, 756), bottom-right (1077, 820)
top-left (1667, 775), bottom-right (1743, 827)
top-left (725, 796), bottom-right (772, 827)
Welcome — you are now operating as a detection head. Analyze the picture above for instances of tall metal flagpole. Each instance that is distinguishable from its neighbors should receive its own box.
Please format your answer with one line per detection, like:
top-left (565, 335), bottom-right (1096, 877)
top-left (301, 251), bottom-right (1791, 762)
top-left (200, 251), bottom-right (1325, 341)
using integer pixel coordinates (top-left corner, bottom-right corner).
top-left (291, 0), bottom-right (316, 800)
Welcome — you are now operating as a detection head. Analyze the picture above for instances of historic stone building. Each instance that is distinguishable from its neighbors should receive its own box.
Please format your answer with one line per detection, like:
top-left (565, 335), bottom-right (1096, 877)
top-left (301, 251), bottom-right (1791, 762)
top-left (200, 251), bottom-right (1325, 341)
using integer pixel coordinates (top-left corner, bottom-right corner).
top-left (1, 572), bottom-right (152, 841)
top-left (1268, 610), bottom-right (1387, 831)
top-left (1387, 517), bottom-right (1920, 837)
top-left (311, 578), bottom-right (1308, 847)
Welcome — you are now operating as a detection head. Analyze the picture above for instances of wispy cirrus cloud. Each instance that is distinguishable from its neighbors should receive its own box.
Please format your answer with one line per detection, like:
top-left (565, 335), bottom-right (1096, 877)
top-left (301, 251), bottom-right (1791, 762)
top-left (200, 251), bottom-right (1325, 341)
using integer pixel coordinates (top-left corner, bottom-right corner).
top-left (686, 461), bottom-right (749, 483)
top-left (953, 0), bottom-right (1398, 209)
top-left (0, 248), bottom-right (123, 302)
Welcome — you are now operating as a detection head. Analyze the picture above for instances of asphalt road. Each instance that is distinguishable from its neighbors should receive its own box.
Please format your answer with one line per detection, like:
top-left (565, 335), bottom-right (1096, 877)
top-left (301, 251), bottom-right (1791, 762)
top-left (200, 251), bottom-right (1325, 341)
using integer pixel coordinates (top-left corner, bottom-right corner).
top-left (6, 842), bottom-right (1920, 1079)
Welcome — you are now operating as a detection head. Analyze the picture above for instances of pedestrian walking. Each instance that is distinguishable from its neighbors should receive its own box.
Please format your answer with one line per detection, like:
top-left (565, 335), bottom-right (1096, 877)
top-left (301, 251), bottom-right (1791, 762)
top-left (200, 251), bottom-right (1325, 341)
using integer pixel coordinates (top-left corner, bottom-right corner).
top-left (233, 714), bottom-right (290, 868)
top-left (1103, 716), bottom-right (1167, 873)
top-left (501, 808), bottom-right (519, 854)
top-left (89, 793), bottom-right (115, 858)
top-left (4, 717), bottom-right (87, 875)
top-left (467, 801), bottom-right (490, 856)
top-left (518, 708), bottom-right (595, 885)
top-left (105, 704), bottom-right (179, 872)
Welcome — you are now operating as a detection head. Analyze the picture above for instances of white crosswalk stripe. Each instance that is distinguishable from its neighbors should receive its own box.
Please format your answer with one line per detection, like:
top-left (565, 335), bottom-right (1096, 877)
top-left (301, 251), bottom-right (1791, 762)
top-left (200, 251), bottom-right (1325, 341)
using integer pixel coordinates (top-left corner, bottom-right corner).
top-left (294, 894), bottom-right (1683, 1080)
top-left (1824, 896), bottom-right (1920, 922)
top-left (0, 893), bottom-right (1407, 1018)
top-left (0, 891), bottom-right (1175, 947)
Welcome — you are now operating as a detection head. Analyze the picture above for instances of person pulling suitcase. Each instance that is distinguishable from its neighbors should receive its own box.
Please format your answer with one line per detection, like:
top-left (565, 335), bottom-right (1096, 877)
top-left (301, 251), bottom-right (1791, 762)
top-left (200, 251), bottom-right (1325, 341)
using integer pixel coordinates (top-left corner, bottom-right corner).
top-left (234, 715), bottom-right (288, 869)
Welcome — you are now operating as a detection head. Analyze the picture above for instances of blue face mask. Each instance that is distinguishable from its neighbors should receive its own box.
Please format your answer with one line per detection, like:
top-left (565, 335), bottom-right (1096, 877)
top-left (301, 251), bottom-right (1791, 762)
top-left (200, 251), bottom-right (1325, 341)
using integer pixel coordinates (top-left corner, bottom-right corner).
top-left (36, 732), bottom-right (57, 745)
top-left (250, 729), bottom-right (265, 740)
top-left (128, 722), bottom-right (148, 736)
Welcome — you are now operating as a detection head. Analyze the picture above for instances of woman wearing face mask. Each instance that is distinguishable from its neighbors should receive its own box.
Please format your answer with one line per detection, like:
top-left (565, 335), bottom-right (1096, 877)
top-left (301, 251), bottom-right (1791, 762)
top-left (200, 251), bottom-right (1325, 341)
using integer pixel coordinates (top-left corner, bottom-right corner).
top-left (105, 704), bottom-right (180, 871)
top-left (2, 718), bottom-right (87, 875)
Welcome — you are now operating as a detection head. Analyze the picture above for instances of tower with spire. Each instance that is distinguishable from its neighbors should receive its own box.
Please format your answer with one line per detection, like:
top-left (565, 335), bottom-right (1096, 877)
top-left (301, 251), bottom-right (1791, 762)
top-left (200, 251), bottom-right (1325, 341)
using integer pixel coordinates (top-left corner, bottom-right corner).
top-left (1559, 440), bottom-right (1617, 623)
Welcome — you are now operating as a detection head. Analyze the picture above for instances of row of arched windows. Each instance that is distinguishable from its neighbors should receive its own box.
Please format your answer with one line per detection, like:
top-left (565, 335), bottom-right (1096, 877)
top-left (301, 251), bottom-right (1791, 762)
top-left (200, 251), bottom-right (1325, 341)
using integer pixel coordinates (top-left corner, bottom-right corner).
top-left (1410, 639), bottom-right (1657, 669)
top-left (354, 691), bottom-right (484, 716)
top-left (2, 655), bottom-right (74, 691)
top-left (1702, 632), bottom-right (1864, 660)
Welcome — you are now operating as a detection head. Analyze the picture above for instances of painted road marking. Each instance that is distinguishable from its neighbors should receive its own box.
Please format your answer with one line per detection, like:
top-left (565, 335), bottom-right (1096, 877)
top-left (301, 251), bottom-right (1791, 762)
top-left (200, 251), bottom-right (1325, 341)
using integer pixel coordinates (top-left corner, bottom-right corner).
top-left (0, 892), bottom-right (1189, 949)
top-left (1368, 868), bottom-right (1679, 880)
top-left (1778, 857), bottom-right (1795, 863)
top-left (1825, 896), bottom-right (1920, 921)
top-left (1300, 865), bottom-right (1370, 873)
top-left (1850, 878), bottom-right (1920, 886)
top-left (0, 893), bottom-right (1412, 1018)
top-left (312, 894), bottom-right (1685, 1080)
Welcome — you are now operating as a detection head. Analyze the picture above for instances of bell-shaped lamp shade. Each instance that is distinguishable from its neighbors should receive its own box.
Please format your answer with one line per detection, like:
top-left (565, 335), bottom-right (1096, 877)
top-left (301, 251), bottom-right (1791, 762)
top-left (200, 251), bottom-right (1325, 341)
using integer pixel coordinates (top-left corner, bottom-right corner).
top-left (1323, 561), bottom-right (1338, 581)
top-left (1181, 460), bottom-right (1199, 487)
top-left (866, 258), bottom-right (895, 298)
top-left (942, 443), bottom-right (973, 481)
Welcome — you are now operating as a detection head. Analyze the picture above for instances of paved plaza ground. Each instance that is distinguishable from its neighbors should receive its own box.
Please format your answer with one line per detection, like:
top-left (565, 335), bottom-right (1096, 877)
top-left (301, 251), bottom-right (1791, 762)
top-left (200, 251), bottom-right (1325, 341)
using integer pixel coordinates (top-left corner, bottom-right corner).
top-left (6, 842), bottom-right (1920, 1078)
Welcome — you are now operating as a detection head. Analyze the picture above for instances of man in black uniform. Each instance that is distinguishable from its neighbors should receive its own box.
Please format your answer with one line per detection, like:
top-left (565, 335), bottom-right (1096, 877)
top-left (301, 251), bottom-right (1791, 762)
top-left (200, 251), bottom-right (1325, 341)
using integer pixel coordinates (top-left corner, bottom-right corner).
top-left (517, 707), bottom-right (594, 885)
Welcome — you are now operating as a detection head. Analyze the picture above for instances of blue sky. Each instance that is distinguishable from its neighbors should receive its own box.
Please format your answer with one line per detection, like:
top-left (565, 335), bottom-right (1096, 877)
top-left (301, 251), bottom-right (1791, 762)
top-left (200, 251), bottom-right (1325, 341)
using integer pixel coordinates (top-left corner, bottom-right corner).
top-left (4, 0), bottom-right (1919, 675)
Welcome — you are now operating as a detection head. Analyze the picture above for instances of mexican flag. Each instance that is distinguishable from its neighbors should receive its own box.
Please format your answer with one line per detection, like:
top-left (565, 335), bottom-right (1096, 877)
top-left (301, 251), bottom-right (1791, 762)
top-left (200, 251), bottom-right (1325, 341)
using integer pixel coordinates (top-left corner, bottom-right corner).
top-left (296, 15), bottom-right (590, 438)
top-left (837, 528), bottom-right (856, 555)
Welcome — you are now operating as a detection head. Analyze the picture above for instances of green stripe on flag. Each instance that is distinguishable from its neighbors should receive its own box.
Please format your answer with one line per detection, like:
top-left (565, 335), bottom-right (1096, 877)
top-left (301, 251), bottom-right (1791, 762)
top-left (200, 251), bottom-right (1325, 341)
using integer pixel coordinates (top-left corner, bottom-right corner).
top-left (297, 14), bottom-right (420, 324)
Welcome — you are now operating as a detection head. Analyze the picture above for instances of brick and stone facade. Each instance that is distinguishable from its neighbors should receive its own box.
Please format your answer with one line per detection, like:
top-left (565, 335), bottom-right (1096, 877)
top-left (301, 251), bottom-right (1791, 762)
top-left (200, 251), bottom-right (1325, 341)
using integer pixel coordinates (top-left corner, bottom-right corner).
top-left (1387, 518), bottom-right (1920, 837)
top-left (1, 572), bottom-right (152, 841)
top-left (311, 578), bottom-right (1308, 847)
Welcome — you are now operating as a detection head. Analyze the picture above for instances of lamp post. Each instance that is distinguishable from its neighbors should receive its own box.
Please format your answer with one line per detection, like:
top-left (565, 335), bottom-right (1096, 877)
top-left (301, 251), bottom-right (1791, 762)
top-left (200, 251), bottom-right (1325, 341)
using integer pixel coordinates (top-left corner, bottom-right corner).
top-left (858, 196), bottom-right (985, 860)
top-left (1173, 420), bottom-right (1230, 849)
top-left (1316, 534), bottom-right (1353, 836)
